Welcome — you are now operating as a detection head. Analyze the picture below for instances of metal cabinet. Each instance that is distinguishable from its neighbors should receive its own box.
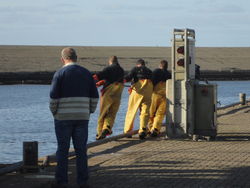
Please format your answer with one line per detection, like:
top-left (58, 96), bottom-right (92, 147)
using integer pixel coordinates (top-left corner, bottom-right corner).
top-left (194, 84), bottom-right (217, 137)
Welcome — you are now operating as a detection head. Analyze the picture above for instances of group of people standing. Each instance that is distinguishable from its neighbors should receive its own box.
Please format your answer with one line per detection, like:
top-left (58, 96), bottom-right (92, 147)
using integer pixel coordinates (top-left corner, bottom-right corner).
top-left (49, 47), bottom-right (171, 188)
top-left (93, 56), bottom-right (171, 140)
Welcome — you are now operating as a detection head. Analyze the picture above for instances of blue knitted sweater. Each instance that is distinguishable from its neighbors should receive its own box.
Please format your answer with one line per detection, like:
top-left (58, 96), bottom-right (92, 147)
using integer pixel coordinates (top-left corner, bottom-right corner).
top-left (49, 63), bottom-right (99, 120)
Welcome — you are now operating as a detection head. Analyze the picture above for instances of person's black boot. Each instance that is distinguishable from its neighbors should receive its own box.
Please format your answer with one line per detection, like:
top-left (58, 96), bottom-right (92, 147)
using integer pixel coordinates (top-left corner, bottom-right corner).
top-left (101, 129), bottom-right (111, 139)
top-left (126, 135), bottom-right (132, 138)
top-left (150, 131), bottom-right (158, 137)
top-left (139, 132), bottom-right (146, 140)
top-left (150, 128), bottom-right (159, 137)
top-left (96, 134), bottom-right (103, 140)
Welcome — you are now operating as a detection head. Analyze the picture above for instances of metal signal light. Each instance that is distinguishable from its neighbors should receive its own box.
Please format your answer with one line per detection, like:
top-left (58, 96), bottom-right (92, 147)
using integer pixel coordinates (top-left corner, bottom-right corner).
top-left (177, 46), bottom-right (184, 54)
top-left (177, 58), bottom-right (185, 67)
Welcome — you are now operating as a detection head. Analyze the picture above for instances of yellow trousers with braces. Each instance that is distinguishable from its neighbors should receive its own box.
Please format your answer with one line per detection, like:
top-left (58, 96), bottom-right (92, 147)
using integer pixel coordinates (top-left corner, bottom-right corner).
top-left (97, 83), bottom-right (124, 137)
top-left (124, 80), bottom-right (153, 134)
top-left (148, 81), bottom-right (166, 133)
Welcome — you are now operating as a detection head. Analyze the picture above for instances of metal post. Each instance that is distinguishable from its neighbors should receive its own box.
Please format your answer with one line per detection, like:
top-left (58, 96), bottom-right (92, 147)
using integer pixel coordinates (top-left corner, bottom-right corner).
top-left (172, 31), bottom-right (176, 135)
top-left (23, 141), bottom-right (39, 172)
top-left (239, 93), bottom-right (246, 105)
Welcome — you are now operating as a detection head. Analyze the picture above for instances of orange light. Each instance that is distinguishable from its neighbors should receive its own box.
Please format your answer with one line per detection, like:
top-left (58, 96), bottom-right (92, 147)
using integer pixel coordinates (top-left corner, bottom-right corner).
top-left (177, 46), bottom-right (184, 54)
top-left (177, 59), bottom-right (184, 67)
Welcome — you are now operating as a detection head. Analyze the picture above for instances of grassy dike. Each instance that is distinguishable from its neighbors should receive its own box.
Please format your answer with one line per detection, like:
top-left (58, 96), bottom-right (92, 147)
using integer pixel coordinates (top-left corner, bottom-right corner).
top-left (1, 45), bottom-right (250, 84)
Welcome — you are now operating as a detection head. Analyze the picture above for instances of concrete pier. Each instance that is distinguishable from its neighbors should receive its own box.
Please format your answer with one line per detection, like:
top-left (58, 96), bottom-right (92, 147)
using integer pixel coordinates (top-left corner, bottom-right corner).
top-left (1, 103), bottom-right (250, 188)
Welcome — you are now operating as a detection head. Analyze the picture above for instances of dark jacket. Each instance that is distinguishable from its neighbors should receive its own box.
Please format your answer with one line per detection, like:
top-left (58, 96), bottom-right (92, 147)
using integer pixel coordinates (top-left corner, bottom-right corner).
top-left (96, 63), bottom-right (124, 88)
top-left (152, 68), bottom-right (171, 86)
top-left (125, 66), bottom-right (152, 83)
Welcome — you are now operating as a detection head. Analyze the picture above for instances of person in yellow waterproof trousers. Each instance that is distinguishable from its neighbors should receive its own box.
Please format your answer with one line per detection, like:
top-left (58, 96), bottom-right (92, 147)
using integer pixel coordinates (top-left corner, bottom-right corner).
top-left (124, 59), bottom-right (153, 139)
top-left (93, 56), bottom-right (124, 140)
top-left (148, 60), bottom-right (171, 137)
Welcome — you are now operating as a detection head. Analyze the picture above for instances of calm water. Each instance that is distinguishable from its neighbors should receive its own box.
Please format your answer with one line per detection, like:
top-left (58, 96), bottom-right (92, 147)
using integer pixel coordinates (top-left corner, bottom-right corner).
top-left (1, 81), bottom-right (250, 164)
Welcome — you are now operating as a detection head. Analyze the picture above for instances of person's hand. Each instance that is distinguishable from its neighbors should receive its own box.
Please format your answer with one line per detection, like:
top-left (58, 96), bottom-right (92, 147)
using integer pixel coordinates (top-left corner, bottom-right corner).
top-left (93, 74), bottom-right (99, 81)
top-left (96, 80), bottom-right (106, 87)
top-left (128, 87), bottom-right (132, 94)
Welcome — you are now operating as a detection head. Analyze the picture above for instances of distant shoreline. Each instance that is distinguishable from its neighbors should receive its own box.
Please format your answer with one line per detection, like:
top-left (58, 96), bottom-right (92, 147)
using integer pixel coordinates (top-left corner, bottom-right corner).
top-left (1, 45), bottom-right (250, 84)
top-left (1, 70), bottom-right (250, 85)
top-left (1, 46), bottom-right (250, 73)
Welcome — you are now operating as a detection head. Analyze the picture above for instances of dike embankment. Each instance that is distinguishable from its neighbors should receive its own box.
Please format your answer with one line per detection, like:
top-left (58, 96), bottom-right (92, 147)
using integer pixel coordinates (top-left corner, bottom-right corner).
top-left (1, 70), bottom-right (250, 85)
top-left (1, 46), bottom-right (250, 84)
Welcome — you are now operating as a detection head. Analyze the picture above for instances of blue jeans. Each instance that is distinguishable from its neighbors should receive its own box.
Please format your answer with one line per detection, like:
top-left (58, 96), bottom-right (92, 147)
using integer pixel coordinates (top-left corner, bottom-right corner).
top-left (54, 119), bottom-right (89, 185)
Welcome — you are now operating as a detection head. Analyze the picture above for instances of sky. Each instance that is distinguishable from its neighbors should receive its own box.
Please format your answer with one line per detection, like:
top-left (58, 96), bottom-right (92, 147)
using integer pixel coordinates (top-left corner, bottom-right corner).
top-left (0, 0), bottom-right (250, 47)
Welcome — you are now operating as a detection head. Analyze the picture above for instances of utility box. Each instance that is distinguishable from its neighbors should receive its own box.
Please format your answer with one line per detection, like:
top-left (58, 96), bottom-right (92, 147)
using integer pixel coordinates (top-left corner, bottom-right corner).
top-left (194, 84), bottom-right (217, 138)
top-left (166, 79), bottom-right (195, 137)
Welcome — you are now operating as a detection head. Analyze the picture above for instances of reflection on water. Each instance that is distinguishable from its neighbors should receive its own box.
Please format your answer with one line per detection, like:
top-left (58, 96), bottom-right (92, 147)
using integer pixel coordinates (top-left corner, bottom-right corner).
top-left (1, 81), bottom-right (250, 163)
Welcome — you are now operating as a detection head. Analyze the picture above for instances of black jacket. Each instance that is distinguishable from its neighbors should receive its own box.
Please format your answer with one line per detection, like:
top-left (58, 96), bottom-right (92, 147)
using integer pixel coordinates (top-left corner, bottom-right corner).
top-left (125, 66), bottom-right (152, 84)
top-left (96, 63), bottom-right (124, 87)
top-left (152, 68), bottom-right (171, 86)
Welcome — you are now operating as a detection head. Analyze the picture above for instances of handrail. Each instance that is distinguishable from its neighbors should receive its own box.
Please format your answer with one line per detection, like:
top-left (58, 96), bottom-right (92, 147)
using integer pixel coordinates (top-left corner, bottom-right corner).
top-left (0, 162), bottom-right (23, 176)
top-left (217, 99), bottom-right (250, 110)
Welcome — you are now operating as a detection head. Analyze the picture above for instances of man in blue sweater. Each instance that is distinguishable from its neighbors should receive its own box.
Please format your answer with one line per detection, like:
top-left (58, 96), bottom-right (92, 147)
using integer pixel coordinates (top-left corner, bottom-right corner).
top-left (50, 48), bottom-right (99, 188)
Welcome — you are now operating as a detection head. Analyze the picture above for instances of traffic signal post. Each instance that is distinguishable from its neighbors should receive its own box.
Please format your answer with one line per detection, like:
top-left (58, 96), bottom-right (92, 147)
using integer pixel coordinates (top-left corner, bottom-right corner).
top-left (166, 28), bottom-right (217, 140)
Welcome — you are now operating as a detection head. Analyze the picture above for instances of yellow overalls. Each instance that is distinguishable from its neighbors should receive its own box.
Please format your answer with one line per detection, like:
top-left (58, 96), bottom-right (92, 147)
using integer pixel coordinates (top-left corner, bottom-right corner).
top-left (97, 82), bottom-right (124, 137)
top-left (148, 81), bottom-right (166, 134)
top-left (124, 79), bottom-right (153, 134)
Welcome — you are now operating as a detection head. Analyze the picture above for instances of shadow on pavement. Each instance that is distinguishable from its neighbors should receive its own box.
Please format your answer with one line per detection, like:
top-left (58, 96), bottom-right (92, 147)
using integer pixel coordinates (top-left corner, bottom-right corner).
top-left (89, 160), bottom-right (250, 188)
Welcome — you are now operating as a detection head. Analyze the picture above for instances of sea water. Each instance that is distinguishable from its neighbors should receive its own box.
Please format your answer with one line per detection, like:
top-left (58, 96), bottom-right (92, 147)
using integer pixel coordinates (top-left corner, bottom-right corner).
top-left (1, 81), bottom-right (250, 164)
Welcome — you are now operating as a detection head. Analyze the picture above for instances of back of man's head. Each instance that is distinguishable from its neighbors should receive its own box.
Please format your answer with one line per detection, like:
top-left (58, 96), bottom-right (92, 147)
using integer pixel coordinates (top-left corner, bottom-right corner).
top-left (61, 48), bottom-right (77, 62)
top-left (160, 60), bottom-right (168, 70)
top-left (136, 59), bottom-right (145, 66)
top-left (109, 56), bottom-right (119, 64)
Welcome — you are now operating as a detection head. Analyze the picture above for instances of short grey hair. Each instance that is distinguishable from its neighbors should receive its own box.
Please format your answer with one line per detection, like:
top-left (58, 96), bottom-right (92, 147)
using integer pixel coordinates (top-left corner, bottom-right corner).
top-left (61, 47), bottom-right (77, 61)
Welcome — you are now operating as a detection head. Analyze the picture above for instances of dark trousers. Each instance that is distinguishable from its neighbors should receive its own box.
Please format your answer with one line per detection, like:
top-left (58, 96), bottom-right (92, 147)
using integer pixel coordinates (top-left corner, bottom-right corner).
top-left (54, 119), bottom-right (89, 185)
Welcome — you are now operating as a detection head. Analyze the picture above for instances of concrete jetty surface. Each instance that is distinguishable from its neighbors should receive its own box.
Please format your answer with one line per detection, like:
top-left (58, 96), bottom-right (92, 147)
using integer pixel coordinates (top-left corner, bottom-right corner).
top-left (1, 103), bottom-right (250, 188)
